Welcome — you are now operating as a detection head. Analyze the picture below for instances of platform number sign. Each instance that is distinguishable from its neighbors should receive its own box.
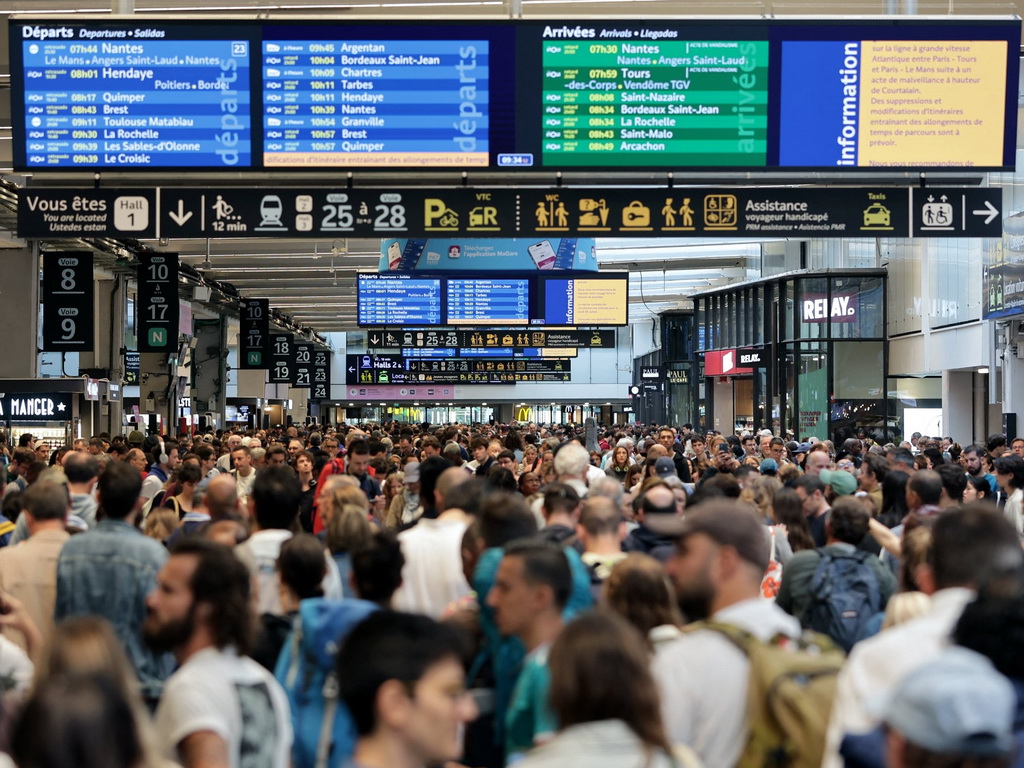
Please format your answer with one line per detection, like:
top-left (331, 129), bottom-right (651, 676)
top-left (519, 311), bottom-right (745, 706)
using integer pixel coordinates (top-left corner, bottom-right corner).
top-left (269, 333), bottom-right (293, 383)
top-left (137, 253), bottom-right (178, 352)
top-left (292, 341), bottom-right (314, 390)
top-left (42, 251), bottom-right (94, 352)
top-left (311, 349), bottom-right (331, 400)
top-left (239, 299), bottom-right (269, 370)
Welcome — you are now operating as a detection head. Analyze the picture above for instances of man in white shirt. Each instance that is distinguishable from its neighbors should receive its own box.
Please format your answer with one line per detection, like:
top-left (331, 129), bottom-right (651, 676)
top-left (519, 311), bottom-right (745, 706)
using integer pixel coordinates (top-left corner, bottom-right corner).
top-left (145, 537), bottom-right (292, 768)
top-left (652, 500), bottom-right (802, 768)
top-left (230, 446), bottom-right (257, 505)
top-left (391, 468), bottom-right (476, 618)
top-left (822, 505), bottom-right (1023, 768)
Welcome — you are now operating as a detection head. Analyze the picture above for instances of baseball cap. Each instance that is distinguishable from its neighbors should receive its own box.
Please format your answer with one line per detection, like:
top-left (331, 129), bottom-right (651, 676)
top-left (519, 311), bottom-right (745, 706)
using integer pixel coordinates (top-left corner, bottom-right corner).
top-left (655, 457), bottom-right (677, 478)
top-left (651, 500), bottom-right (770, 571)
top-left (127, 430), bottom-right (145, 446)
top-left (759, 458), bottom-right (778, 475)
top-left (795, 442), bottom-right (813, 454)
top-left (877, 647), bottom-right (1015, 757)
top-left (403, 461), bottom-right (421, 484)
top-left (820, 468), bottom-right (857, 496)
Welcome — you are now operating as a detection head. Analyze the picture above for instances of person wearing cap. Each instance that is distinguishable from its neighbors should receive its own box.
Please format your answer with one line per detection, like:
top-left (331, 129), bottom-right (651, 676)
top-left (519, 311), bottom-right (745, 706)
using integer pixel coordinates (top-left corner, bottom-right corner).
top-left (823, 506), bottom-right (1023, 768)
top-left (759, 458), bottom-right (779, 477)
top-left (622, 484), bottom-right (685, 564)
top-left (653, 500), bottom-right (803, 768)
top-left (127, 429), bottom-right (145, 449)
top-left (387, 459), bottom-right (421, 526)
top-left (777, 496), bottom-right (895, 630)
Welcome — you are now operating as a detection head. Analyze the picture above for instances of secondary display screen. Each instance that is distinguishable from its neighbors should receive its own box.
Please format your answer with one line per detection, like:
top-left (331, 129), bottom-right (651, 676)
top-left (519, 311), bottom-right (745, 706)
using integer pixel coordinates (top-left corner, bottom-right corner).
top-left (356, 272), bottom-right (628, 328)
top-left (9, 18), bottom-right (1019, 171)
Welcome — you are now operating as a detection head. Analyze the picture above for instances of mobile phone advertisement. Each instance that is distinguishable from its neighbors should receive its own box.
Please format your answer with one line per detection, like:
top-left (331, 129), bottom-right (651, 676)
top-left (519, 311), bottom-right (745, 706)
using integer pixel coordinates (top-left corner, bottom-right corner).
top-left (378, 238), bottom-right (598, 272)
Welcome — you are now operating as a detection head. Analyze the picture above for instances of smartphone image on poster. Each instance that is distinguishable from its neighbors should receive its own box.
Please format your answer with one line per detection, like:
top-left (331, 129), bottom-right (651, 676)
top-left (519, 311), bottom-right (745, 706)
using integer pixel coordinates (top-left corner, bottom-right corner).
top-left (554, 238), bottom-right (576, 270)
top-left (528, 240), bottom-right (557, 270)
top-left (399, 239), bottom-right (427, 270)
top-left (387, 241), bottom-right (402, 270)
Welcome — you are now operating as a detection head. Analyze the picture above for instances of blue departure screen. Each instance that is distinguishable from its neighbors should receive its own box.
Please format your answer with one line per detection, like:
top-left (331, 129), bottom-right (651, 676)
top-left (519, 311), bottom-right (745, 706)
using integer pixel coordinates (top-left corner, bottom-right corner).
top-left (447, 279), bottom-right (529, 325)
top-left (262, 39), bottom-right (489, 168)
top-left (16, 26), bottom-right (252, 168)
top-left (357, 275), bottom-right (442, 326)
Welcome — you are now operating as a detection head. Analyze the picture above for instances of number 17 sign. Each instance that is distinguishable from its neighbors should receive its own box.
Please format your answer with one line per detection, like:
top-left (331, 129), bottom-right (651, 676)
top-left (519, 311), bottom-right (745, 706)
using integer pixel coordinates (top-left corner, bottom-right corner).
top-left (137, 252), bottom-right (179, 352)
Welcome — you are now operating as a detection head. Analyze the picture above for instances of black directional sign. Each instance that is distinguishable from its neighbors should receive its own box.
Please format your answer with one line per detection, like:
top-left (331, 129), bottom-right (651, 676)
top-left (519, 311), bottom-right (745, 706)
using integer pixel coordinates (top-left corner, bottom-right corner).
top-left (42, 251), bottom-right (94, 352)
top-left (18, 187), bottom-right (1005, 239)
top-left (239, 299), bottom-right (269, 370)
top-left (311, 348), bottom-right (332, 400)
top-left (137, 253), bottom-right (179, 353)
top-left (368, 328), bottom-right (616, 350)
top-left (269, 333), bottom-right (294, 384)
top-left (124, 351), bottom-right (140, 385)
top-left (293, 342), bottom-right (315, 390)
top-left (346, 354), bottom-right (571, 385)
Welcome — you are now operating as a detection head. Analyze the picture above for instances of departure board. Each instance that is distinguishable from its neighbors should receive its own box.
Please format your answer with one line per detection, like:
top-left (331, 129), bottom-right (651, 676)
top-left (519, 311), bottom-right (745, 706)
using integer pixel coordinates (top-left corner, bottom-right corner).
top-left (447, 279), bottom-right (530, 325)
top-left (542, 39), bottom-right (768, 167)
top-left (16, 25), bottom-right (252, 168)
top-left (262, 39), bottom-right (489, 167)
top-left (357, 275), bottom-right (442, 326)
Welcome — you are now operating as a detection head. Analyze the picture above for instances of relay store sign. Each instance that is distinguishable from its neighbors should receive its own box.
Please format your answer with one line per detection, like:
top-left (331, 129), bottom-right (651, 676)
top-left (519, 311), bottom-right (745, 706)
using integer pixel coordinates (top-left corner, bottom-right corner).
top-left (802, 294), bottom-right (857, 323)
top-left (704, 349), bottom-right (754, 376)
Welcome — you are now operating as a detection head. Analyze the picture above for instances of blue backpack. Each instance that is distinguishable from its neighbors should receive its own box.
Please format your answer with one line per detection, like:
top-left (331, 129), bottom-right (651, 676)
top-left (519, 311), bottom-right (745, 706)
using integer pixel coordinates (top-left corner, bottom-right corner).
top-left (275, 598), bottom-right (379, 768)
top-left (805, 549), bottom-right (882, 653)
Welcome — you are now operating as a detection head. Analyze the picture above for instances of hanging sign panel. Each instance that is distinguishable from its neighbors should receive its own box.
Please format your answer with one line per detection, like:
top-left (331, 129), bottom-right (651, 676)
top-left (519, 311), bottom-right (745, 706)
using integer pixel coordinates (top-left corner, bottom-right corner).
top-left (9, 19), bottom-right (1019, 172)
top-left (41, 251), bottom-right (94, 352)
top-left (269, 333), bottom-right (294, 383)
top-left (239, 299), bottom-right (269, 369)
top-left (136, 252), bottom-right (179, 352)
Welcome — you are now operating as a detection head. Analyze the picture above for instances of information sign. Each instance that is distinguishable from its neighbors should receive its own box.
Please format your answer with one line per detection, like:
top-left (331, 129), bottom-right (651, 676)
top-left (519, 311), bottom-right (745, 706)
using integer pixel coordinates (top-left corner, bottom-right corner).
top-left (124, 351), bottom-right (140, 384)
top-left (41, 251), bottom-right (94, 351)
top-left (269, 333), bottom-right (294, 383)
top-left (136, 252), bottom-right (178, 352)
top-left (292, 341), bottom-right (315, 389)
top-left (239, 299), bottom-right (269, 369)
top-left (311, 348), bottom-right (332, 400)
top-left (367, 328), bottom-right (615, 349)
top-left (346, 354), bottom-right (571, 384)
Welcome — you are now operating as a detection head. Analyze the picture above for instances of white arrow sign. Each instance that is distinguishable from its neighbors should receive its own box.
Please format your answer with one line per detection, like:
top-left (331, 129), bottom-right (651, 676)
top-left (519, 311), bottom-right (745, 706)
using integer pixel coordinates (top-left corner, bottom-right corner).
top-left (370, 335), bottom-right (380, 345)
top-left (168, 199), bottom-right (193, 226)
top-left (348, 366), bottom-right (356, 373)
top-left (972, 200), bottom-right (999, 225)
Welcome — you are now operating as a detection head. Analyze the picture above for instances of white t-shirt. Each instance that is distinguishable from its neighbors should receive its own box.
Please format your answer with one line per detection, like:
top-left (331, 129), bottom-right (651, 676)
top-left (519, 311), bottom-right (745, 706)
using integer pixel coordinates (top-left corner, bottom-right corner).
top-left (391, 517), bottom-right (471, 618)
top-left (236, 530), bottom-right (342, 615)
top-left (154, 646), bottom-right (292, 768)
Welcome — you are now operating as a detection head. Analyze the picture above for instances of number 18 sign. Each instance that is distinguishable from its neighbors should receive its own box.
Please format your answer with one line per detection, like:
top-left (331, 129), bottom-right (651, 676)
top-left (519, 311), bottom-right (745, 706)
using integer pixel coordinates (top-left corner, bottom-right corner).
top-left (42, 251), bottom-right (94, 352)
top-left (137, 252), bottom-right (179, 353)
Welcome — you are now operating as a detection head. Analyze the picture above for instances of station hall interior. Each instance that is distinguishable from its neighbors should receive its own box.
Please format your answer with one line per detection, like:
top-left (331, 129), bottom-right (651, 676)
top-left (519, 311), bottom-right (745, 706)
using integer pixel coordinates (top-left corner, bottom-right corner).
top-left (0, 0), bottom-right (1023, 446)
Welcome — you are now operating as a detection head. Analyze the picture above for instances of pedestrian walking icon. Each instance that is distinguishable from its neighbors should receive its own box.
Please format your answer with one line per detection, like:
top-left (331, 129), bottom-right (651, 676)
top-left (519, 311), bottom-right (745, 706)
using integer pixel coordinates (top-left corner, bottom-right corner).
top-left (920, 195), bottom-right (955, 231)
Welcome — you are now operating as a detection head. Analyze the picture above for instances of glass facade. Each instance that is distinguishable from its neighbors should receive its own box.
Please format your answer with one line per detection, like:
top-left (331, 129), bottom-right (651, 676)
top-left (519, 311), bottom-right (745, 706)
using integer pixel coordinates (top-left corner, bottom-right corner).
top-left (692, 270), bottom-right (889, 443)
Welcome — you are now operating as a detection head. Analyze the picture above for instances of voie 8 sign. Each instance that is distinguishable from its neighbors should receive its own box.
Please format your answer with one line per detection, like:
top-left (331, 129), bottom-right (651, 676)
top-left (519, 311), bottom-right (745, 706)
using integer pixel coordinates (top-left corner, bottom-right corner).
top-left (42, 251), bottom-right (94, 352)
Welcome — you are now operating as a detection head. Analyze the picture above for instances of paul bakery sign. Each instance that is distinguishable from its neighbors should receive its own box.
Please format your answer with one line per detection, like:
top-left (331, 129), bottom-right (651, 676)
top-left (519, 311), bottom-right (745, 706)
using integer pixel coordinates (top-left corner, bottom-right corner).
top-left (0, 394), bottom-right (73, 421)
top-left (802, 294), bottom-right (857, 323)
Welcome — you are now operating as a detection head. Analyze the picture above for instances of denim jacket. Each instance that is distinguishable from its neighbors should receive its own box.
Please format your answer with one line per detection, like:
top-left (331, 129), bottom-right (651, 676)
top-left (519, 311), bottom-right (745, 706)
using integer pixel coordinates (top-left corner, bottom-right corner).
top-left (55, 519), bottom-right (173, 700)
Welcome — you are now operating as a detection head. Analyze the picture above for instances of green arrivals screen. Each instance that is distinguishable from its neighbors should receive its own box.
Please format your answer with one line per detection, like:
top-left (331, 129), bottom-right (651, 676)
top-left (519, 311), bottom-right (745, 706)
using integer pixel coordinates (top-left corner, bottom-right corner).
top-left (541, 39), bottom-right (769, 167)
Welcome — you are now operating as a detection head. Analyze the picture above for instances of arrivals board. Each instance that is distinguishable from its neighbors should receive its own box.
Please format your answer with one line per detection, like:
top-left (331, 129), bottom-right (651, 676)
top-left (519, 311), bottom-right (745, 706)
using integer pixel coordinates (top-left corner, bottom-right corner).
top-left (356, 273), bottom-right (628, 328)
top-left (10, 19), bottom-right (1019, 172)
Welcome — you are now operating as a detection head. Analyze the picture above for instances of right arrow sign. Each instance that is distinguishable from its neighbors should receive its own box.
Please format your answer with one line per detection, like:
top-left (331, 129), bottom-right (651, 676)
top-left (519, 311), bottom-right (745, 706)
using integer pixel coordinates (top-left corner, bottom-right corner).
top-left (912, 188), bottom-right (1003, 238)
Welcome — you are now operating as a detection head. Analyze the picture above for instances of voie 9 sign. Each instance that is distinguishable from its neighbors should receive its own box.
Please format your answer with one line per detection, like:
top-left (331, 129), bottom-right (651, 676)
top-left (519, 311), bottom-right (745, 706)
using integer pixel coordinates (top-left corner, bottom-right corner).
top-left (801, 293), bottom-right (857, 323)
top-left (42, 251), bottom-right (93, 352)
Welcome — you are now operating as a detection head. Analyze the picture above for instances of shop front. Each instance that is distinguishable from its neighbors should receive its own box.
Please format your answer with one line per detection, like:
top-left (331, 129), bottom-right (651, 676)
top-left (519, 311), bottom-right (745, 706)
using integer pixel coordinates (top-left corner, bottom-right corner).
top-left (0, 378), bottom-right (119, 445)
top-left (692, 270), bottom-right (889, 443)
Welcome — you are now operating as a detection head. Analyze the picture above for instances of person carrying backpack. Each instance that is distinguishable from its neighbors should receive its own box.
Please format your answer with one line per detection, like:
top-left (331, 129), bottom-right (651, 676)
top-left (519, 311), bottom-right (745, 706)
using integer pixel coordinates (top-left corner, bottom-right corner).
top-left (653, 500), bottom-right (845, 768)
top-left (776, 494), bottom-right (896, 653)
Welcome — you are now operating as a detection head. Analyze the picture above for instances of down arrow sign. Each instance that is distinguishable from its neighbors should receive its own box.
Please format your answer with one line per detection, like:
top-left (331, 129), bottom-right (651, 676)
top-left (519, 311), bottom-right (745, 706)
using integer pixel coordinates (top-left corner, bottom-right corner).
top-left (168, 199), bottom-right (193, 226)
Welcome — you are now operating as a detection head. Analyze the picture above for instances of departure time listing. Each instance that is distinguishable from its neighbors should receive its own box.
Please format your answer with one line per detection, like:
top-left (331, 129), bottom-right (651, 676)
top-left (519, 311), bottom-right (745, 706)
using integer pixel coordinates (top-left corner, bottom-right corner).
top-left (19, 26), bottom-right (251, 168)
top-left (262, 39), bottom-right (490, 167)
top-left (541, 26), bottom-right (768, 167)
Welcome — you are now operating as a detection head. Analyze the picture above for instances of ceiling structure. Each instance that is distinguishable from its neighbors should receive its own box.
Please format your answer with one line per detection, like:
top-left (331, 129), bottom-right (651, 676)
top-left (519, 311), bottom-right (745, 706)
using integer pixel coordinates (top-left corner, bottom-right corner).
top-left (0, 0), bottom-right (1015, 337)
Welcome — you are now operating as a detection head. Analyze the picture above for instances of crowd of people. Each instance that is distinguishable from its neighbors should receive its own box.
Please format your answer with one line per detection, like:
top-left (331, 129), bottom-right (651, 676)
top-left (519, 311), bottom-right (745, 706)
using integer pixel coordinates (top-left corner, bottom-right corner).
top-left (0, 421), bottom-right (1019, 768)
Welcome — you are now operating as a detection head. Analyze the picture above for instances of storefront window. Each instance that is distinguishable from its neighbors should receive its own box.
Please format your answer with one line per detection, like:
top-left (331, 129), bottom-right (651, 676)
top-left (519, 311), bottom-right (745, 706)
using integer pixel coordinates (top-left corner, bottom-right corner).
top-left (887, 376), bottom-right (942, 444)
top-left (782, 280), bottom-right (796, 341)
top-left (796, 346), bottom-right (828, 441)
top-left (797, 277), bottom-right (829, 341)
top-left (833, 342), bottom-right (884, 399)
top-left (831, 275), bottom-right (885, 339)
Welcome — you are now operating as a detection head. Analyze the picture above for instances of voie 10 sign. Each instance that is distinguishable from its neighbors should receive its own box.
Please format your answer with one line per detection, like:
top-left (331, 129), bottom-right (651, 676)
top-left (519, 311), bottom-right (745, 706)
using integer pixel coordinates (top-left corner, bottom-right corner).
top-left (9, 18), bottom-right (1018, 172)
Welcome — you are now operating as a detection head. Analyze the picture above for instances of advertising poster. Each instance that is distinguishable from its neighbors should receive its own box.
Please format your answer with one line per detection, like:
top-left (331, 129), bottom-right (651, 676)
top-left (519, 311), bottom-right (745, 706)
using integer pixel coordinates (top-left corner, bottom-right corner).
top-left (378, 238), bottom-right (598, 272)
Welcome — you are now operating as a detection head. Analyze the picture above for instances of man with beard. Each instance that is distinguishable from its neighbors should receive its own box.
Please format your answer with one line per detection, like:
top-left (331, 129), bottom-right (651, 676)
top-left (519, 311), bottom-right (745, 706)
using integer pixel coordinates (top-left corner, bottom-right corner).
top-left (145, 538), bottom-right (292, 768)
top-left (651, 500), bottom-right (801, 768)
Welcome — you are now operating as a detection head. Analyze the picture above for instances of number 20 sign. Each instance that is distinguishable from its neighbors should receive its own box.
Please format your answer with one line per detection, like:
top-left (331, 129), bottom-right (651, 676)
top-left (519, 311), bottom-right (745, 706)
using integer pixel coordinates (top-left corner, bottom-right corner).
top-left (42, 251), bottom-right (94, 352)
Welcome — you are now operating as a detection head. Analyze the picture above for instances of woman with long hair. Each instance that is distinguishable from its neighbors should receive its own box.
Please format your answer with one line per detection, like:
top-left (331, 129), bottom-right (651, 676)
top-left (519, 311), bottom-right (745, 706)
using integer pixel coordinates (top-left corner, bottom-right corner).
top-left (521, 443), bottom-right (540, 475)
top-left (771, 487), bottom-right (815, 553)
top-left (605, 445), bottom-right (633, 487)
top-left (603, 554), bottom-right (683, 650)
top-left (878, 470), bottom-right (910, 529)
top-left (516, 611), bottom-right (682, 768)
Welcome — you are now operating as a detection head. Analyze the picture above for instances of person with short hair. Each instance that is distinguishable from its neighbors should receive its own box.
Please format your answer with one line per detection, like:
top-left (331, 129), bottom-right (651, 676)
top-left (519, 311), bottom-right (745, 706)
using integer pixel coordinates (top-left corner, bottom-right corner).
top-left (622, 484), bottom-right (679, 563)
top-left (146, 538), bottom-right (292, 768)
top-left (994, 454), bottom-right (1024, 537)
top-left (578, 496), bottom-right (627, 584)
top-left (56, 462), bottom-right (172, 704)
top-left (337, 610), bottom-right (477, 768)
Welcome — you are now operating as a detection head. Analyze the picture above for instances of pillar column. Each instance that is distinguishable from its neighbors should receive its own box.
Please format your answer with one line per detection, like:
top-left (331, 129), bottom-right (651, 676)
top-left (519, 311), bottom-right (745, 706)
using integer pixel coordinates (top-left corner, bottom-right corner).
top-left (0, 247), bottom-right (39, 378)
top-left (193, 318), bottom-right (228, 430)
top-left (942, 370), bottom-right (973, 445)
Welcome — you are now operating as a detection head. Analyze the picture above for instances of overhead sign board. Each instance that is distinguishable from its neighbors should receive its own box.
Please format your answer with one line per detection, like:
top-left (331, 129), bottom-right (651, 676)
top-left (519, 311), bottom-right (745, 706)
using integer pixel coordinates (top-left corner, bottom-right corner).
top-left (346, 353), bottom-right (571, 384)
top-left (0, 393), bottom-right (73, 421)
top-left (292, 341), bottom-right (315, 389)
top-left (311, 348), bottom-right (332, 400)
top-left (18, 187), bottom-right (1003, 240)
top-left (239, 299), bottom-right (269, 370)
top-left (136, 252), bottom-right (178, 352)
top-left (379, 238), bottom-right (598, 272)
top-left (41, 251), bottom-right (94, 352)
top-left (269, 333), bottom-right (294, 384)
top-left (368, 328), bottom-right (614, 349)
top-left (10, 19), bottom-right (1018, 172)
top-left (124, 351), bottom-right (140, 384)
top-left (736, 349), bottom-right (768, 368)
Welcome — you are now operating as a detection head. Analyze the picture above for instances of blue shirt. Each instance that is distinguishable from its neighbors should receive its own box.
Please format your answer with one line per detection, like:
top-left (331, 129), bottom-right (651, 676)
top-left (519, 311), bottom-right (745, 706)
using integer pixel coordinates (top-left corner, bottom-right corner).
top-left (55, 519), bottom-right (173, 700)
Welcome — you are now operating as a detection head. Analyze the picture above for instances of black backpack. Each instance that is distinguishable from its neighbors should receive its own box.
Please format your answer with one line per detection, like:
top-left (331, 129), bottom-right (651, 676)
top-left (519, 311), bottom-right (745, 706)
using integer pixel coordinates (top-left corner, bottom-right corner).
top-left (805, 548), bottom-right (882, 653)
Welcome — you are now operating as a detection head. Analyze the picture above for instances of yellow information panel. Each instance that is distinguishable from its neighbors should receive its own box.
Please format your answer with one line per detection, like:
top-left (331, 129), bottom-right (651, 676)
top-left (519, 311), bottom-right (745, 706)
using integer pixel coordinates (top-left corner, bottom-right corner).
top-left (858, 40), bottom-right (1007, 167)
top-left (572, 279), bottom-right (628, 326)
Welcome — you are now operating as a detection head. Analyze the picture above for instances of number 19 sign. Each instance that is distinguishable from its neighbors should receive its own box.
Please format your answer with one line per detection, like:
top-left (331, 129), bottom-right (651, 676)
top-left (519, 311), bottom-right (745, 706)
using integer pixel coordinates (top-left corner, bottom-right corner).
top-left (42, 251), bottom-right (94, 352)
top-left (137, 253), bottom-right (179, 353)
